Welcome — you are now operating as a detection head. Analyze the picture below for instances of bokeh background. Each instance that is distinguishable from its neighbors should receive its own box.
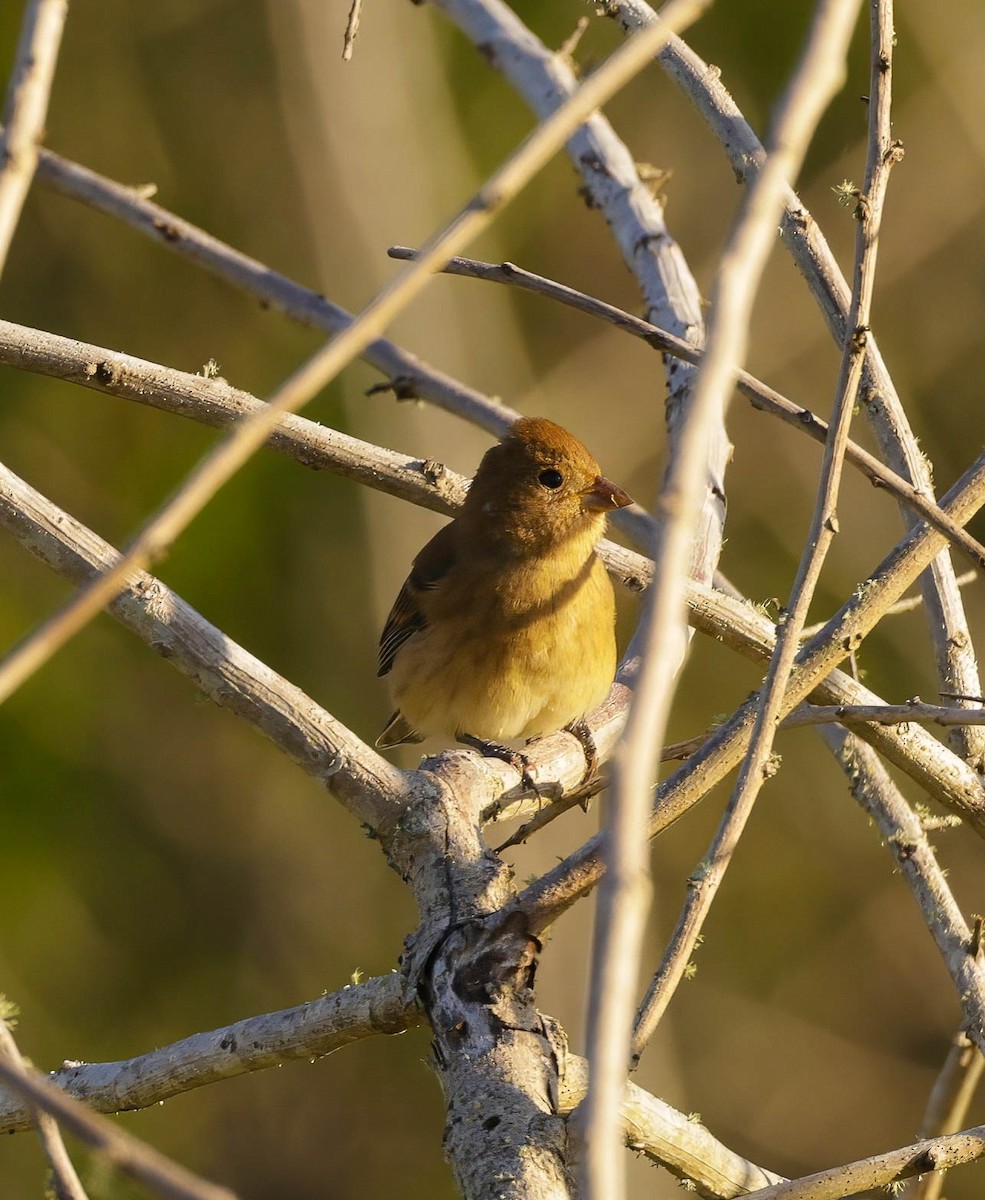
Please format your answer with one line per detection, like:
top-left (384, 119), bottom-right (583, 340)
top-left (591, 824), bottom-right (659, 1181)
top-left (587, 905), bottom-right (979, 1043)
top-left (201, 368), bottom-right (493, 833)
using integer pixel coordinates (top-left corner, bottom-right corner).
top-left (1, 1), bottom-right (984, 1196)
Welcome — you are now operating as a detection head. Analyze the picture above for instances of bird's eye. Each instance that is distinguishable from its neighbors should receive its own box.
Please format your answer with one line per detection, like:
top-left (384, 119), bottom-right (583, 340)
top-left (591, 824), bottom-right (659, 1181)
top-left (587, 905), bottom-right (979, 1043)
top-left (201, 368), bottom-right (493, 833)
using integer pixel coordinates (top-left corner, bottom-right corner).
top-left (538, 468), bottom-right (564, 489)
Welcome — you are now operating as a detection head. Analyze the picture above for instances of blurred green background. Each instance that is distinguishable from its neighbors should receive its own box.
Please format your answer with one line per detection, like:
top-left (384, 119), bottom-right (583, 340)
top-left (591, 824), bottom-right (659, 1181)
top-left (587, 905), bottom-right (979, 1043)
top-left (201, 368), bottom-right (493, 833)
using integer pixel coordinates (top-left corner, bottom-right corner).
top-left (1, 1), bottom-right (984, 1196)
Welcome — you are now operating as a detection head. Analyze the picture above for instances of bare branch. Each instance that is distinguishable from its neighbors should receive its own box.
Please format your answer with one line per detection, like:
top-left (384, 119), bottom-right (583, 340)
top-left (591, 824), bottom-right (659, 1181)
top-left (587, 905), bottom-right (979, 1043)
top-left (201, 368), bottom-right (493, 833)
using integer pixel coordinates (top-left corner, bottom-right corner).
top-left (826, 729), bottom-right (985, 1048)
top-left (0, 0), bottom-right (68, 274)
top-left (0, 318), bottom-right (470, 515)
top-left (580, 5), bottom-right (862, 1179)
top-left (785, 702), bottom-right (985, 728)
top-left (0, 974), bottom-right (416, 1134)
top-left (342, 0), bottom-right (363, 61)
top-left (0, 1018), bottom-right (88, 1200)
top-left (0, 1052), bottom-right (236, 1200)
top-left (558, 1055), bottom-right (785, 1198)
top-left (631, 0), bottom-right (888, 1066)
top-left (0, 459), bottom-right (410, 833)
top-left (906, 1031), bottom-right (985, 1200)
top-left (736, 1124), bottom-right (985, 1200)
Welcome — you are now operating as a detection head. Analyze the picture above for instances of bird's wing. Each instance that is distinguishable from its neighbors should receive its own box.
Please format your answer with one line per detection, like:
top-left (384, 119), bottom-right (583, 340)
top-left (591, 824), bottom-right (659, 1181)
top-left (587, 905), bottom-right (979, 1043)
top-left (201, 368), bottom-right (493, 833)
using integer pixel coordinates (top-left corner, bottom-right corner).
top-left (377, 522), bottom-right (457, 677)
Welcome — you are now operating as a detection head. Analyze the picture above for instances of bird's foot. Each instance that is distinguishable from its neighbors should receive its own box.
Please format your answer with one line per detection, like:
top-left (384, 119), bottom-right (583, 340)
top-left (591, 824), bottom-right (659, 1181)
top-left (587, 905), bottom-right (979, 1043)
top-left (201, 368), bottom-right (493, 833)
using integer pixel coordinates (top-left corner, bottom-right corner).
top-left (457, 733), bottom-right (541, 794)
top-left (563, 718), bottom-right (598, 792)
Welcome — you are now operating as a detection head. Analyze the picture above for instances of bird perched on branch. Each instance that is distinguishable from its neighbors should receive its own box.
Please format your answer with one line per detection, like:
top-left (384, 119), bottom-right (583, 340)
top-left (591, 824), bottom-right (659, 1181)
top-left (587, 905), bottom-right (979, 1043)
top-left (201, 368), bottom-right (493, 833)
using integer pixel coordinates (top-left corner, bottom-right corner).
top-left (376, 416), bottom-right (632, 775)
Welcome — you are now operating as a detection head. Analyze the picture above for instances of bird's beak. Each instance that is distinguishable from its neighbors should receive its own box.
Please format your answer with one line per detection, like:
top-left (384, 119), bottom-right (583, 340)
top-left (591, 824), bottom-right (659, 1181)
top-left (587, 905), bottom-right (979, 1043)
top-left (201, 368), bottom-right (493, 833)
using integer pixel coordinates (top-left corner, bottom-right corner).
top-left (580, 475), bottom-right (633, 513)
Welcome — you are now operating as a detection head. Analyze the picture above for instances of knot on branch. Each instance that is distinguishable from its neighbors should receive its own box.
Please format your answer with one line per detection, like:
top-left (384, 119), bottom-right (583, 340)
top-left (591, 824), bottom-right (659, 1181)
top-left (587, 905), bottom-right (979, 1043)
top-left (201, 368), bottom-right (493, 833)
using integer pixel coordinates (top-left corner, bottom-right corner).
top-left (424, 910), bottom-right (542, 1046)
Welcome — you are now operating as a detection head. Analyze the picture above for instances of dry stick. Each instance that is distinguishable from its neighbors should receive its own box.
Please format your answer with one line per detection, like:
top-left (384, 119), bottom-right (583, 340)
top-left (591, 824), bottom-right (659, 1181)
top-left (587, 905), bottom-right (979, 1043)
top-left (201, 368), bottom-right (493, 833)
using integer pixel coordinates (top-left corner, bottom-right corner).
top-left (0, 1021), bottom-right (89, 1200)
top-left (0, 459), bottom-right (410, 834)
top-left (31, 147), bottom-right (518, 439)
top-left (799, 573), bottom-right (979, 636)
top-left (0, 0), bottom-right (68, 273)
top-left (0, 318), bottom-right (471, 517)
top-left (0, 1055), bottom-right (236, 1200)
top-left (558, 1057), bottom-right (785, 1197)
top-left (0, 0), bottom-right (708, 710)
top-left (389, 244), bottom-right (985, 571)
top-left (573, 5), bottom-right (862, 1195)
top-left (737, 1125), bottom-right (985, 1200)
top-left (785, 702), bottom-right (985, 728)
top-left (907, 1032), bottom-right (985, 1200)
top-left (0, 974), bottom-right (417, 1134)
top-left (342, 0), bottom-right (362, 60)
top-left (615, 0), bottom-right (985, 770)
top-left (519, 446), bottom-right (985, 936)
top-left (631, 0), bottom-right (893, 1067)
top-left (824, 727), bottom-right (985, 1048)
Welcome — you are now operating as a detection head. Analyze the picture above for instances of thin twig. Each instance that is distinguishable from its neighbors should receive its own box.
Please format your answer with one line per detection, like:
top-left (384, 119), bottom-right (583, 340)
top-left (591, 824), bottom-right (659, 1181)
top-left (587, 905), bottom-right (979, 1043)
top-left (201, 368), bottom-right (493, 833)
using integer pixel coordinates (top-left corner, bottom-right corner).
top-left (735, 1123), bottom-right (985, 1200)
top-left (0, 0), bottom-right (708, 710)
top-left (0, 0), bottom-right (68, 275)
top-left (573, 3), bottom-right (861, 1192)
top-left (388, 244), bottom-right (985, 572)
top-left (0, 1019), bottom-right (89, 1200)
top-left (490, 774), bottom-right (607, 853)
top-left (799, 573), bottom-right (977, 635)
top-left (785, 701), bottom-right (985, 728)
top-left (0, 1055), bottom-right (236, 1200)
top-left (906, 1031), bottom-right (985, 1200)
top-left (632, 0), bottom-right (890, 1066)
top-left (342, 0), bottom-right (363, 60)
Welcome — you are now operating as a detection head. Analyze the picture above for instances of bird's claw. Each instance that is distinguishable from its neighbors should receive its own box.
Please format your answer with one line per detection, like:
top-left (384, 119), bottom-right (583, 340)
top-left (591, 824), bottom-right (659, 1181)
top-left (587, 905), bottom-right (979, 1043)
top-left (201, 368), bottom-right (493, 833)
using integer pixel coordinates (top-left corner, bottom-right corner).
top-left (457, 734), bottom-right (543, 795)
top-left (563, 718), bottom-right (598, 785)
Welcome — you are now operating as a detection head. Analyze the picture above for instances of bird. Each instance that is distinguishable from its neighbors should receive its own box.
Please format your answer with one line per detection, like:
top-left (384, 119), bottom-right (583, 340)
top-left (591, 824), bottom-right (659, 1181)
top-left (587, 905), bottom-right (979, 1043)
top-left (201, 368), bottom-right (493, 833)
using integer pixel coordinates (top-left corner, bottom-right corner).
top-left (376, 416), bottom-right (632, 776)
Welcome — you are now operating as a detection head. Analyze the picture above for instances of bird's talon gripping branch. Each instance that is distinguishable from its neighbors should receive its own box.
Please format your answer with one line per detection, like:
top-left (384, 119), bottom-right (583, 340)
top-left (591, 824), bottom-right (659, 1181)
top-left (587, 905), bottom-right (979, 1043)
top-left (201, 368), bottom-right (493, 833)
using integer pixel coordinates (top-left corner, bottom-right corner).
top-left (458, 733), bottom-right (541, 795)
top-left (562, 716), bottom-right (598, 784)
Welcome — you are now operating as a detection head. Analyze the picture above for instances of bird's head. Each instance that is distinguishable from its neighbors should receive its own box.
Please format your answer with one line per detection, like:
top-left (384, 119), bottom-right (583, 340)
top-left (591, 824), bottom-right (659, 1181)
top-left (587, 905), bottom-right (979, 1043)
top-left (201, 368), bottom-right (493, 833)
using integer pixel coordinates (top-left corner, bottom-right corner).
top-left (463, 416), bottom-right (633, 556)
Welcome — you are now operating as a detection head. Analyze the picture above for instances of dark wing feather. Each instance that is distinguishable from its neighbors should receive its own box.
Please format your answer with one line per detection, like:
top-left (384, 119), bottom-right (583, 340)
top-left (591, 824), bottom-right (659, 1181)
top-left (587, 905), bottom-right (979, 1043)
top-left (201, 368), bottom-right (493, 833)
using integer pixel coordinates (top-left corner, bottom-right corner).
top-left (377, 522), bottom-right (457, 676)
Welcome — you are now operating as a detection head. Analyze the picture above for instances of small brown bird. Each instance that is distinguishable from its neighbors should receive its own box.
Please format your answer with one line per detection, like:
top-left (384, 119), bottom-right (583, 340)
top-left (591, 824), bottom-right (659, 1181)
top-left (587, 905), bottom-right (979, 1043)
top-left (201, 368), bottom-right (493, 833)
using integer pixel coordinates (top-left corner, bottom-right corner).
top-left (376, 417), bottom-right (632, 768)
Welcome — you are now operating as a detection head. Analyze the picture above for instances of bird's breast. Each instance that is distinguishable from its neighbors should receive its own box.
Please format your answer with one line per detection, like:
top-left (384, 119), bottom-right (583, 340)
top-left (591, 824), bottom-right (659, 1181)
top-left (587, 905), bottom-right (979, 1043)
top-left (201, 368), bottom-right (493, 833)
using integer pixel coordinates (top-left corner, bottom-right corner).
top-left (388, 549), bottom-right (618, 743)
